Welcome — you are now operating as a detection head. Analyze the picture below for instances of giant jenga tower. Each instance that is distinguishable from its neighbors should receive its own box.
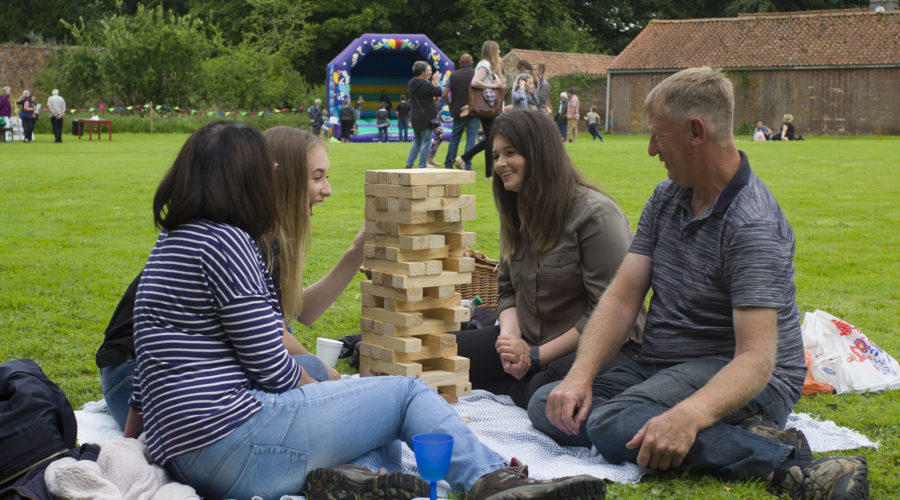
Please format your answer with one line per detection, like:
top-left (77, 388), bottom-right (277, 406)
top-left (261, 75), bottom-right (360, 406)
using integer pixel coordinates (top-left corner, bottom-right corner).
top-left (360, 168), bottom-right (477, 403)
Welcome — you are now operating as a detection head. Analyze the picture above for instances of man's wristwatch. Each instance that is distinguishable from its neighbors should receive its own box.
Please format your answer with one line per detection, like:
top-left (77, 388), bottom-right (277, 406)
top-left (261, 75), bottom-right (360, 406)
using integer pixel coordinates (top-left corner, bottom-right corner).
top-left (530, 345), bottom-right (541, 372)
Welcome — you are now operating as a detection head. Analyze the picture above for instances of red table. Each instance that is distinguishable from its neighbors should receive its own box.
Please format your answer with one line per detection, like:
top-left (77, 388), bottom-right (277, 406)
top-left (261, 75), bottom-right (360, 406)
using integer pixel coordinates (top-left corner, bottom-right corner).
top-left (77, 119), bottom-right (113, 141)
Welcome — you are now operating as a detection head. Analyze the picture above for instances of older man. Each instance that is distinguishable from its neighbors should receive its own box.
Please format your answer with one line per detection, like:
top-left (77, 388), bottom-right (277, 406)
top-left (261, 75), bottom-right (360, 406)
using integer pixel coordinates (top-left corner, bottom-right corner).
top-left (443, 53), bottom-right (479, 170)
top-left (529, 67), bottom-right (868, 499)
top-left (47, 89), bottom-right (66, 143)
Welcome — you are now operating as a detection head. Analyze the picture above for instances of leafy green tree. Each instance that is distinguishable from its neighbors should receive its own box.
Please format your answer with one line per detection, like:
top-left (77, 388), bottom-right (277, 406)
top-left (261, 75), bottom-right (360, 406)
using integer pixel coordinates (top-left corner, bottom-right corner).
top-left (60, 4), bottom-right (215, 106)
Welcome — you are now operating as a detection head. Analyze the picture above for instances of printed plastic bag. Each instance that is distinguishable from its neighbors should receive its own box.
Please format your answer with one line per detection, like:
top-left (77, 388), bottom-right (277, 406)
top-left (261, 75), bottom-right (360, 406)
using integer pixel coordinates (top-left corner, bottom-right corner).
top-left (801, 309), bottom-right (900, 394)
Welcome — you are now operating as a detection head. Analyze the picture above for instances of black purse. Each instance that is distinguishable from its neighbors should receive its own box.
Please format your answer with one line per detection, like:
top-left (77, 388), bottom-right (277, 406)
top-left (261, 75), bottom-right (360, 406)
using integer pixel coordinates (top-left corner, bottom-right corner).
top-left (413, 93), bottom-right (441, 129)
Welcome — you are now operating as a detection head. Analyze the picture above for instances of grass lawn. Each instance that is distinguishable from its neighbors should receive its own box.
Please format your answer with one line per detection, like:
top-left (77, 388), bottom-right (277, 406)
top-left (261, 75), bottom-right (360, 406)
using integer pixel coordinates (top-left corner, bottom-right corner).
top-left (1, 130), bottom-right (897, 498)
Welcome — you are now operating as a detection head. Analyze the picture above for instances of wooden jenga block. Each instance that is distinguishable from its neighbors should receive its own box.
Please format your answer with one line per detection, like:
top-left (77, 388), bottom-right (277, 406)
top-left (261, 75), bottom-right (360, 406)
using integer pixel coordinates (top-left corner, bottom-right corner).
top-left (388, 195), bottom-right (474, 212)
top-left (364, 183), bottom-right (430, 199)
top-left (365, 206), bottom-right (440, 224)
top-left (363, 258), bottom-right (442, 277)
top-left (420, 369), bottom-right (469, 386)
top-left (385, 319), bottom-right (462, 337)
top-left (441, 257), bottom-right (475, 273)
top-left (371, 245), bottom-right (450, 262)
top-left (423, 306), bottom-right (470, 323)
top-left (361, 331), bottom-right (422, 353)
top-left (443, 184), bottom-right (462, 197)
top-left (364, 233), bottom-right (445, 250)
top-left (369, 221), bottom-right (465, 236)
top-left (361, 307), bottom-right (423, 327)
top-left (421, 356), bottom-right (470, 373)
top-left (420, 332), bottom-right (458, 350)
top-left (384, 271), bottom-right (473, 290)
top-left (460, 206), bottom-right (477, 221)
top-left (444, 232), bottom-right (477, 248)
top-left (428, 185), bottom-right (446, 197)
top-left (361, 340), bottom-right (457, 363)
top-left (447, 246), bottom-right (467, 257)
top-left (359, 355), bottom-right (422, 377)
top-left (439, 209), bottom-right (461, 222)
top-left (437, 382), bottom-right (472, 403)
top-left (423, 285), bottom-right (457, 298)
top-left (361, 294), bottom-right (384, 308)
top-left (383, 293), bottom-right (461, 312)
top-left (361, 281), bottom-right (423, 302)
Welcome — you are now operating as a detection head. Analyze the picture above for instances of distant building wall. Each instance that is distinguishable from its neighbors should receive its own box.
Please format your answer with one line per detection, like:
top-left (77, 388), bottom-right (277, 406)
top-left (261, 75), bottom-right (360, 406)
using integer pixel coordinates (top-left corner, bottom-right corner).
top-left (608, 67), bottom-right (900, 135)
top-left (0, 44), bottom-right (62, 100)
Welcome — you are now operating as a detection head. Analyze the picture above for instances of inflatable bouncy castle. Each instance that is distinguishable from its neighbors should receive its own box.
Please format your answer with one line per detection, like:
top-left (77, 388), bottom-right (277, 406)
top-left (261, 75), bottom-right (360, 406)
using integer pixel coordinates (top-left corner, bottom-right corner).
top-left (326, 34), bottom-right (455, 142)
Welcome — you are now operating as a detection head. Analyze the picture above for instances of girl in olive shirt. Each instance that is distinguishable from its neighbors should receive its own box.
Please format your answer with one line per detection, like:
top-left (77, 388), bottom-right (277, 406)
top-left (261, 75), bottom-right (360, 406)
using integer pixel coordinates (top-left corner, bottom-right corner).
top-left (454, 110), bottom-right (646, 408)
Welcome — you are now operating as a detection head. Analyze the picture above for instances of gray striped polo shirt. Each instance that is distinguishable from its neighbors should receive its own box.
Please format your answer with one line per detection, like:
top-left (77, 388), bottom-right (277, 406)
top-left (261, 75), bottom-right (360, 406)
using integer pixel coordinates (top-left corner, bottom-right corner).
top-left (628, 151), bottom-right (806, 406)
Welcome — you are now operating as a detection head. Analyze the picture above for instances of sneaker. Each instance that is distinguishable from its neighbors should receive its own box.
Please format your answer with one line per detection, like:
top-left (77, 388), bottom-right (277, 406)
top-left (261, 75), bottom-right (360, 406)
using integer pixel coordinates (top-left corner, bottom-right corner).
top-left (777, 455), bottom-right (868, 500)
top-left (428, 158), bottom-right (442, 167)
top-left (454, 156), bottom-right (466, 169)
top-left (742, 415), bottom-right (813, 461)
top-left (303, 464), bottom-right (430, 500)
top-left (468, 458), bottom-right (606, 499)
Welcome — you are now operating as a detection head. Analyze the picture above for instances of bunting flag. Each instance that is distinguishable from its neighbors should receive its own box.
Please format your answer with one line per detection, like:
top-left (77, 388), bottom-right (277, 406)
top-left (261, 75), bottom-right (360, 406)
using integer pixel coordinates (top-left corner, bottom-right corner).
top-left (67, 102), bottom-right (308, 116)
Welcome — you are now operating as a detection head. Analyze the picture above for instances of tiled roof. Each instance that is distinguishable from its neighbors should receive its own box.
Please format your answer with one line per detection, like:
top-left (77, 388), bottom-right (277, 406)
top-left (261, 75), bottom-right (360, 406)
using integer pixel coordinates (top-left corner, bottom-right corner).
top-left (610, 10), bottom-right (900, 71)
top-left (502, 49), bottom-right (617, 77)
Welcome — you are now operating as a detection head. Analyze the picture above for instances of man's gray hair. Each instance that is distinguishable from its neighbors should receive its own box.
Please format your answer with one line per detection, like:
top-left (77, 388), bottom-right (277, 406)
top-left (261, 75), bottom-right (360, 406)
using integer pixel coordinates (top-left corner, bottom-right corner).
top-left (52, 89), bottom-right (59, 96)
top-left (314, 98), bottom-right (321, 105)
top-left (2, 86), bottom-right (10, 93)
top-left (644, 67), bottom-right (734, 145)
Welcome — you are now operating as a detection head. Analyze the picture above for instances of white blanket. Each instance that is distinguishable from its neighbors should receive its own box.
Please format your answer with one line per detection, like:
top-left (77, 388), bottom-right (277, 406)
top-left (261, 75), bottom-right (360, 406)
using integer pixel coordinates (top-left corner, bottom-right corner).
top-left (76, 390), bottom-right (878, 487)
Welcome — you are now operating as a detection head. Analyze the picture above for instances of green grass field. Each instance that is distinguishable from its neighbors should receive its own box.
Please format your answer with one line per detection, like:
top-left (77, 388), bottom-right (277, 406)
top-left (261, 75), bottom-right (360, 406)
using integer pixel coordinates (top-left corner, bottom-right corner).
top-left (1, 131), bottom-right (897, 498)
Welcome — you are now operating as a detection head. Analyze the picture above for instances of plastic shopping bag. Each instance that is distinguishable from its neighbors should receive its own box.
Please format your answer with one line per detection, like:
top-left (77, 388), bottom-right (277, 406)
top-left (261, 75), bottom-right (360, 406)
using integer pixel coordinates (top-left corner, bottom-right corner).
top-left (801, 309), bottom-right (900, 394)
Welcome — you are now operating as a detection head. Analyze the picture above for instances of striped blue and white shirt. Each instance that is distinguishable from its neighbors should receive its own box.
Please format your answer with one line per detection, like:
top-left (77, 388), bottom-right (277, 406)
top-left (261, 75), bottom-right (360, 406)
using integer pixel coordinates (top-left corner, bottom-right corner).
top-left (131, 220), bottom-right (301, 465)
top-left (629, 152), bottom-right (806, 406)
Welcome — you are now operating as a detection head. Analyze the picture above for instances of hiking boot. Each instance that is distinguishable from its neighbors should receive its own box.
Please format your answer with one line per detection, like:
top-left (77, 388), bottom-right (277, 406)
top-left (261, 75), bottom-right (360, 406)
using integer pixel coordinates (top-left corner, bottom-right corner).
top-left (468, 458), bottom-right (606, 499)
top-left (777, 455), bottom-right (869, 499)
top-left (303, 464), bottom-right (429, 500)
top-left (742, 415), bottom-right (814, 461)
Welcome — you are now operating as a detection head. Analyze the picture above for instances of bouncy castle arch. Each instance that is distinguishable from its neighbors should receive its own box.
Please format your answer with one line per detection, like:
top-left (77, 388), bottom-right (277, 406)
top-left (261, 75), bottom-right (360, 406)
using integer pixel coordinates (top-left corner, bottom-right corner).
top-left (326, 34), bottom-right (455, 142)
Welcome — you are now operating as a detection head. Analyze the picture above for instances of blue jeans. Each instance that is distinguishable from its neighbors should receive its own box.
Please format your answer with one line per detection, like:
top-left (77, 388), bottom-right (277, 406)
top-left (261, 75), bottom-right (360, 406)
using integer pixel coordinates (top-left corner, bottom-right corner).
top-left (166, 376), bottom-right (506, 500)
top-left (557, 120), bottom-right (567, 140)
top-left (378, 126), bottom-right (388, 142)
top-left (100, 358), bottom-right (137, 429)
top-left (588, 123), bottom-right (604, 141)
top-left (528, 358), bottom-right (796, 480)
top-left (406, 128), bottom-right (433, 168)
top-left (398, 119), bottom-right (409, 141)
top-left (444, 116), bottom-right (479, 169)
top-left (100, 355), bottom-right (331, 430)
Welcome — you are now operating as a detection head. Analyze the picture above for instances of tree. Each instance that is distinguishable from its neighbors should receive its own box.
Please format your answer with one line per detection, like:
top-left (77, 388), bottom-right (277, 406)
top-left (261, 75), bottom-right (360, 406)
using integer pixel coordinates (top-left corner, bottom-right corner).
top-left (59, 4), bottom-right (216, 106)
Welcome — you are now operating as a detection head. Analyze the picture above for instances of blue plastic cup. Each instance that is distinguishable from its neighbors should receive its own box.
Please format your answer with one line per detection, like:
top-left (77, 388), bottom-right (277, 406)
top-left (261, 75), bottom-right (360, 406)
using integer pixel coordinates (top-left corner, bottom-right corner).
top-left (412, 433), bottom-right (454, 500)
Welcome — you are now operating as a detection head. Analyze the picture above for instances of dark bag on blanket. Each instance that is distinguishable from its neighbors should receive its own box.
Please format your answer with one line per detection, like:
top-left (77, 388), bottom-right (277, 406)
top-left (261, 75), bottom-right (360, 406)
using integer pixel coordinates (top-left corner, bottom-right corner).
top-left (0, 359), bottom-right (77, 488)
top-left (468, 85), bottom-right (505, 118)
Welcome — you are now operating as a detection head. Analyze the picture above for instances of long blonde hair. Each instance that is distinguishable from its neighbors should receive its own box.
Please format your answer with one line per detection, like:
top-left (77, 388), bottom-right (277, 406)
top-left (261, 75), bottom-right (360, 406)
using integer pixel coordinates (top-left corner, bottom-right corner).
top-left (481, 40), bottom-right (502, 76)
top-left (261, 126), bottom-right (322, 318)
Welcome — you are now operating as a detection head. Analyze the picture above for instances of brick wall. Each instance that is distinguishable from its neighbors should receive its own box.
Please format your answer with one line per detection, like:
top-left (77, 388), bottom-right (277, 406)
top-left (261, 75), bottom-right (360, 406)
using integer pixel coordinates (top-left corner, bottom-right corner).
top-left (0, 44), bottom-right (62, 102)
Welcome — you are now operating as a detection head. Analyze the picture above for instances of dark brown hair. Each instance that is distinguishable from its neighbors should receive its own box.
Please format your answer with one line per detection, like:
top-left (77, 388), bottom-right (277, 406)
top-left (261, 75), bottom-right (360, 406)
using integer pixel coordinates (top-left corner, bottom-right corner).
top-left (153, 121), bottom-right (277, 240)
top-left (491, 110), bottom-right (600, 257)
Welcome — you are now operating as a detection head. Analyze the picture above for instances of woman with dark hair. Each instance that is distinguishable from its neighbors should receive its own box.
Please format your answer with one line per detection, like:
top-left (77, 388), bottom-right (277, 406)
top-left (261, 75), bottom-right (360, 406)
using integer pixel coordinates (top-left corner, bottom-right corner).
top-left (454, 40), bottom-right (505, 178)
top-left (17, 91), bottom-right (35, 142)
top-left (123, 121), bottom-right (603, 500)
top-left (453, 110), bottom-right (645, 409)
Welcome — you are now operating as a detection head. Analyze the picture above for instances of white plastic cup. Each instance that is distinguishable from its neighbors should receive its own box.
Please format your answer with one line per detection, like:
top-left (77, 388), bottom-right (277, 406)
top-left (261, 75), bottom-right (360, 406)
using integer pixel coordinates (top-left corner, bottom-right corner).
top-left (315, 337), bottom-right (343, 367)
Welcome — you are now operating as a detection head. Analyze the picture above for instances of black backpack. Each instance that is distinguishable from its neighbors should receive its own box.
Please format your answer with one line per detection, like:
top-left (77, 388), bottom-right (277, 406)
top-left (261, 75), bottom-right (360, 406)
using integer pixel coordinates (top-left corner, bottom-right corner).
top-left (0, 359), bottom-right (77, 487)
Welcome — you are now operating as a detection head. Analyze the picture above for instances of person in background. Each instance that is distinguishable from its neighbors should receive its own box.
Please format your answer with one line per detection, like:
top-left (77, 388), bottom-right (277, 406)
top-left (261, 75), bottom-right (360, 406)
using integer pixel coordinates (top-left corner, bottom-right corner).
top-left (47, 89), bottom-right (66, 143)
top-left (454, 40), bottom-right (506, 178)
top-left (752, 121), bottom-right (771, 141)
top-left (379, 89), bottom-right (392, 115)
top-left (555, 92), bottom-right (568, 140)
top-left (17, 91), bottom-right (35, 143)
top-left (406, 61), bottom-right (441, 169)
top-left (396, 94), bottom-right (411, 142)
top-left (534, 63), bottom-right (550, 110)
top-left (531, 67), bottom-right (867, 500)
top-left (309, 98), bottom-right (325, 137)
top-left (338, 98), bottom-right (355, 143)
top-left (443, 53), bottom-right (479, 170)
top-left (354, 95), bottom-right (364, 121)
top-left (584, 106), bottom-right (604, 142)
top-left (123, 121), bottom-right (606, 500)
top-left (511, 74), bottom-right (538, 111)
top-left (375, 101), bottom-right (390, 143)
top-left (566, 89), bottom-right (580, 143)
top-left (0, 87), bottom-right (11, 132)
top-left (770, 114), bottom-right (801, 141)
top-left (453, 109), bottom-right (644, 409)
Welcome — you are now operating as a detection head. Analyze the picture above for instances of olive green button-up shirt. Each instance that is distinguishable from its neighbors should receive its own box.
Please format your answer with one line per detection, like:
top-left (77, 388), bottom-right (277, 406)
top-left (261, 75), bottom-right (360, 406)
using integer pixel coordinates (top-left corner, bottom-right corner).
top-left (496, 188), bottom-right (646, 346)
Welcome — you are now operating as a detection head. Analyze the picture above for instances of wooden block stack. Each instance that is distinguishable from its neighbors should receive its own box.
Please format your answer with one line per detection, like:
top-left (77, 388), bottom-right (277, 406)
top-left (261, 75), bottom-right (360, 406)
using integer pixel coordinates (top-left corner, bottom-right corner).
top-left (360, 168), bottom-right (478, 403)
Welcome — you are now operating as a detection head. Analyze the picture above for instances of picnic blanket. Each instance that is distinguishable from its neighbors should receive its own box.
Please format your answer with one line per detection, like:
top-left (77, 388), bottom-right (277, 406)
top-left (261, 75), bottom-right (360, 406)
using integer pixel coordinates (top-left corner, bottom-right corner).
top-left (76, 389), bottom-right (877, 487)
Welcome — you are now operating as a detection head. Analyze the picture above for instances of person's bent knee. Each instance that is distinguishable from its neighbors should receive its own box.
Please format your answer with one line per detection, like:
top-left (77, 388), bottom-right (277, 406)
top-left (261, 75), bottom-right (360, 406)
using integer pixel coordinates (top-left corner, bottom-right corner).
top-left (585, 401), bottom-right (645, 464)
top-left (526, 382), bottom-right (558, 434)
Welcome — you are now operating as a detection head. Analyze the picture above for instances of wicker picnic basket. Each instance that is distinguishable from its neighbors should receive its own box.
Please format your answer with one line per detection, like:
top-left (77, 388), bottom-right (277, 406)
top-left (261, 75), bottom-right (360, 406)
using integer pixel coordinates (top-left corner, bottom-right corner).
top-left (456, 249), bottom-right (499, 310)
